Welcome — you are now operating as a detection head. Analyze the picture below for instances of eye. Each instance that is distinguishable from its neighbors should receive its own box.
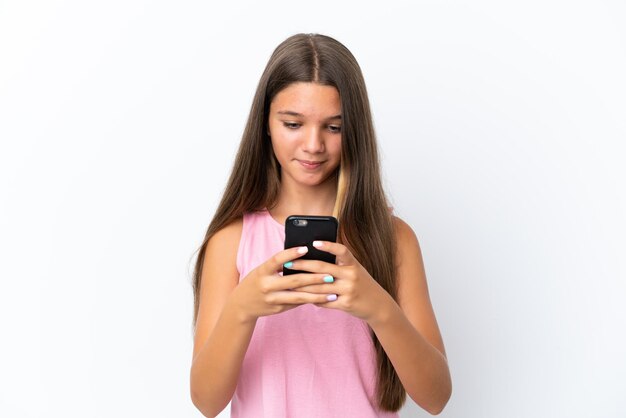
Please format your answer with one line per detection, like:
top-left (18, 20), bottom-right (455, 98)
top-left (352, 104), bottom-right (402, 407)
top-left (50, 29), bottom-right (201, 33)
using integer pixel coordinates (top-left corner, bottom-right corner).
top-left (282, 122), bottom-right (341, 133)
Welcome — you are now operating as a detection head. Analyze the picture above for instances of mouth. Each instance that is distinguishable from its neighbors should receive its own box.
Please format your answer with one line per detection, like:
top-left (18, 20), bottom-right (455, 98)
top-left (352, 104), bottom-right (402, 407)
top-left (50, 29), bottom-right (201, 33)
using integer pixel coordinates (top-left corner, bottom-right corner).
top-left (297, 159), bottom-right (324, 169)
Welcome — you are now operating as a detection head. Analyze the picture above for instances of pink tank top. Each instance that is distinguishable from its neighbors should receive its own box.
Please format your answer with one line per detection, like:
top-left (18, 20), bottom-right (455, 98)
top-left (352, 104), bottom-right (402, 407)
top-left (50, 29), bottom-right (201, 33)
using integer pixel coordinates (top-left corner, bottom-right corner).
top-left (231, 208), bottom-right (400, 418)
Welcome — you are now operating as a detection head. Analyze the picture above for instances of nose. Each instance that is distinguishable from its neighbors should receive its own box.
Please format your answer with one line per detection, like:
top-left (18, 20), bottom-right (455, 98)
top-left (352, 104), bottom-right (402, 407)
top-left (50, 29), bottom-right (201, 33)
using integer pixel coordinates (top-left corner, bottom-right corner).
top-left (302, 126), bottom-right (325, 153)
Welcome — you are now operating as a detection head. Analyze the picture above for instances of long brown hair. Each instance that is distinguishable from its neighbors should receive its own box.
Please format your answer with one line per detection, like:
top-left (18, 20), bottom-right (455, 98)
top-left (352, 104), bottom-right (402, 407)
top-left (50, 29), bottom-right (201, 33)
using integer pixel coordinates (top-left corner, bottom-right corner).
top-left (190, 33), bottom-right (406, 411)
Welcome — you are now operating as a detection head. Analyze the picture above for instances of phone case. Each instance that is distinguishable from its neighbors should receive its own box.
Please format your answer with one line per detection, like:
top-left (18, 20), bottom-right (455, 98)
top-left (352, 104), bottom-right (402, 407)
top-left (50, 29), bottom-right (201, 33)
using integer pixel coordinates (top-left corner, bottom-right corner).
top-left (283, 215), bottom-right (338, 275)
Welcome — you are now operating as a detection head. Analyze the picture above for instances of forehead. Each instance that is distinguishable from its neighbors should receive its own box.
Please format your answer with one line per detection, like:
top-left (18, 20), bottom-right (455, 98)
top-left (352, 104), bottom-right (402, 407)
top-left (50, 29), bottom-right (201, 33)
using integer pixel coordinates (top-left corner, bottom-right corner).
top-left (270, 82), bottom-right (341, 117)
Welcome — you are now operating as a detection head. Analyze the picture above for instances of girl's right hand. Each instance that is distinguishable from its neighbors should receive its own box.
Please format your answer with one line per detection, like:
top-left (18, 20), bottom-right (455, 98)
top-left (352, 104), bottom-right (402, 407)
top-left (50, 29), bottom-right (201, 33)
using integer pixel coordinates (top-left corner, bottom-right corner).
top-left (230, 245), bottom-right (336, 323)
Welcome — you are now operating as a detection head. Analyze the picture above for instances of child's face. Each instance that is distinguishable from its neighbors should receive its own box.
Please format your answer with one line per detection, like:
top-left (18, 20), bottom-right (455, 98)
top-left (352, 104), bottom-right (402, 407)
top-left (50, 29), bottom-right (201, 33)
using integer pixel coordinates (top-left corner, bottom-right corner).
top-left (268, 82), bottom-right (342, 188)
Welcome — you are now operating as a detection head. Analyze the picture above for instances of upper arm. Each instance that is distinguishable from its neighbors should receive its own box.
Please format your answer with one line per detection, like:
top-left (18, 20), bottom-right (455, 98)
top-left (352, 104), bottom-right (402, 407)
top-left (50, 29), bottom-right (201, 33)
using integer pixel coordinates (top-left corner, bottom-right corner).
top-left (192, 217), bottom-right (243, 362)
top-left (393, 216), bottom-right (447, 359)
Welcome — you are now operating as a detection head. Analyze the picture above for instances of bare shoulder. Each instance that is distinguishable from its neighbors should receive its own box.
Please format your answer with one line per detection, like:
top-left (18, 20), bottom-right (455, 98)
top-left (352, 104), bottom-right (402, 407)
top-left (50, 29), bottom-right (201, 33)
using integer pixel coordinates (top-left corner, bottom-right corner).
top-left (391, 215), bottom-right (415, 238)
top-left (391, 214), bottom-right (447, 358)
top-left (206, 217), bottom-right (244, 256)
top-left (390, 214), bottom-right (425, 285)
top-left (391, 215), bottom-right (422, 258)
top-left (202, 216), bottom-right (244, 279)
top-left (202, 216), bottom-right (244, 288)
top-left (193, 216), bottom-right (243, 360)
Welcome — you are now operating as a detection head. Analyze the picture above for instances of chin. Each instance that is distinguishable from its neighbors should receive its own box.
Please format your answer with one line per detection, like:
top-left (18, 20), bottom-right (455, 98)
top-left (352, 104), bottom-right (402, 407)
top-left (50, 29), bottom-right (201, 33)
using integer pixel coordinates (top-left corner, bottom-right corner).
top-left (306, 173), bottom-right (336, 185)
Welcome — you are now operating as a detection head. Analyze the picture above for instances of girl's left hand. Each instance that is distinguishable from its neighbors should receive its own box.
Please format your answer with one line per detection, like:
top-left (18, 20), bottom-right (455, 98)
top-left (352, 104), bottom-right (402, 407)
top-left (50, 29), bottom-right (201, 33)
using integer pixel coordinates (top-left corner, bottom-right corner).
top-left (287, 240), bottom-right (393, 324)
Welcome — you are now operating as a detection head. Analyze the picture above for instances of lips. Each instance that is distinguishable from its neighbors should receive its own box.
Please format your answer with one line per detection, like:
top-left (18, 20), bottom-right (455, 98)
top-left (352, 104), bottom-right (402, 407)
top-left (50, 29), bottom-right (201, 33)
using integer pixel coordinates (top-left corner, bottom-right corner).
top-left (298, 159), bottom-right (324, 169)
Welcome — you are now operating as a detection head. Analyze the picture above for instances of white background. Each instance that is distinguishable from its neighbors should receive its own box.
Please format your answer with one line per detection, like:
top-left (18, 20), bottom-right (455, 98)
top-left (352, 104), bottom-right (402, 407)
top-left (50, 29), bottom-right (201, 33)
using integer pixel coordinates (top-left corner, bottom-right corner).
top-left (1, 1), bottom-right (625, 417)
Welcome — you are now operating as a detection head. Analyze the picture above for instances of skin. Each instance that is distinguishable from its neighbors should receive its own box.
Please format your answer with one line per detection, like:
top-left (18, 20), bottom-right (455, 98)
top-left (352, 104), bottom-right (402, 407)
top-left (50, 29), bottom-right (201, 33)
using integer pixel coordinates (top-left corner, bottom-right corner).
top-left (267, 81), bottom-right (343, 222)
top-left (190, 82), bottom-right (452, 417)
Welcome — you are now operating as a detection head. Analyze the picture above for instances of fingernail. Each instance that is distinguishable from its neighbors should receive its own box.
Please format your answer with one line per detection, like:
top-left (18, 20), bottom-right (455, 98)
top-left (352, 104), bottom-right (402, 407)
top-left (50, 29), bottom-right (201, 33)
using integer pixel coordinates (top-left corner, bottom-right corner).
top-left (326, 294), bottom-right (338, 302)
top-left (297, 246), bottom-right (308, 254)
top-left (283, 261), bottom-right (293, 268)
top-left (312, 241), bottom-right (323, 248)
top-left (323, 275), bottom-right (334, 283)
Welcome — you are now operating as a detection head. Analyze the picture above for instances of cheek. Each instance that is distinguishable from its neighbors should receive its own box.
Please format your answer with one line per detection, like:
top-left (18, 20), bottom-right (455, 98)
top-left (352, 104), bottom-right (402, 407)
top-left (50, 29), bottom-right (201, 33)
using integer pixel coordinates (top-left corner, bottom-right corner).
top-left (329, 139), bottom-right (342, 158)
top-left (270, 136), bottom-right (296, 161)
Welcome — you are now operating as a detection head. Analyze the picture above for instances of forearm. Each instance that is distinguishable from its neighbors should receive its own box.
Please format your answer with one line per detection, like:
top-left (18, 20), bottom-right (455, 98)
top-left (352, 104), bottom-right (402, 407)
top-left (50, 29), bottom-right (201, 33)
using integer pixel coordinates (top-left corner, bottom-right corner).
top-left (190, 296), bottom-right (257, 417)
top-left (368, 295), bottom-right (452, 415)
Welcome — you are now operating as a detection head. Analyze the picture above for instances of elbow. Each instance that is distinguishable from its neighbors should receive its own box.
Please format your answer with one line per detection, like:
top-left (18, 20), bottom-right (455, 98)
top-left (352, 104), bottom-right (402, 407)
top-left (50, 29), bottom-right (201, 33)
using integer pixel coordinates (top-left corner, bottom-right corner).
top-left (408, 383), bottom-right (452, 416)
top-left (426, 399), bottom-right (448, 416)
top-left (425, 374), bottom-right (452, 415)
top-left (190, 378), bottom-right (229, 418)
top-left (190, 387), bottom-right (227, 418)
top-left (190, 388), bottom-right (211, 418)
top-left (409, 362), bottom-right (452, 415)
top-left (424, 392), bottom-right (451, 416)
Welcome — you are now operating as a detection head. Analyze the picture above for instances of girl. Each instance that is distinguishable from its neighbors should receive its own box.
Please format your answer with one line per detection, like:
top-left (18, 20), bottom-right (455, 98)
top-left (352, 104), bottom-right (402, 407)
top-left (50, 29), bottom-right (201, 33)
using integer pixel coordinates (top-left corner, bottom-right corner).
top-left (189, 33), bottom-right (451, 417)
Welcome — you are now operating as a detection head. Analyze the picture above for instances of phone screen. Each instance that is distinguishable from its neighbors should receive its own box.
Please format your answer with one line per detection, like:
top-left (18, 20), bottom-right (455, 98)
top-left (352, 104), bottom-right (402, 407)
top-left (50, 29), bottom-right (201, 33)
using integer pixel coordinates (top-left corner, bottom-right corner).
top-left (283, 215), bottom-right (338, 275)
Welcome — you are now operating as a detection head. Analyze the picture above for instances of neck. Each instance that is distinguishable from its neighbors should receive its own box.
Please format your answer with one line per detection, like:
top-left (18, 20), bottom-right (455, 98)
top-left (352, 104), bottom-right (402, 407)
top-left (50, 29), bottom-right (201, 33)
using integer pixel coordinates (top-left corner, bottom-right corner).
top-left (269, 171), bottom-right (339, 220)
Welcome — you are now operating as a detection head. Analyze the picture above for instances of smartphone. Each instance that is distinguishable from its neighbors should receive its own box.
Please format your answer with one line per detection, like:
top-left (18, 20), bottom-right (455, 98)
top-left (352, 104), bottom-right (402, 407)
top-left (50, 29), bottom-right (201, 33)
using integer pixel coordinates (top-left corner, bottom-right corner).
top-left (283, 214), bottom-right (338, 275)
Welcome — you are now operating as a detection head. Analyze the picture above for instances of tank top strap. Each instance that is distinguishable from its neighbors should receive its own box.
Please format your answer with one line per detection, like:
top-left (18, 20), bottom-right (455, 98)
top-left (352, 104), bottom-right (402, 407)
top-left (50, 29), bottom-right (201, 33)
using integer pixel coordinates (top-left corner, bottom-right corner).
top-left (236, 208), bottom-right (284, 281)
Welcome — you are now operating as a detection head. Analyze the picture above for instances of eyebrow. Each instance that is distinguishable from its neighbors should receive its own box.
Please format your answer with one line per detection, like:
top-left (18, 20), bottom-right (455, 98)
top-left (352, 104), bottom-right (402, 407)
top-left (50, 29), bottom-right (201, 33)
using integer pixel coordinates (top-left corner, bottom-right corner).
top-left (276, 110), bottom-right (342, 120)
